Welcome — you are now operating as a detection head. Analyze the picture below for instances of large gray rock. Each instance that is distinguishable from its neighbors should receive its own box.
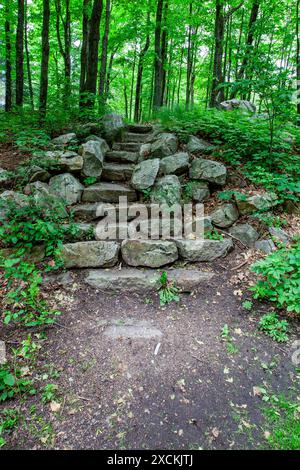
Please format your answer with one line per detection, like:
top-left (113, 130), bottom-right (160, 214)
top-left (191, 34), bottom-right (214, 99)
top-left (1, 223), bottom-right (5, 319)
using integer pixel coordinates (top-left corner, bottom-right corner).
top-left (160, 152), bottom-right (189, 176)
top-left (236, 192), bottom-right (278, 215)
top-left (82, 182), bottom-right (137, 203)
top-left (85, 268), bottom-right (214, 292)
top-left (101, 113), bottom-right (125, 142)
top-left (189, 158), bottom-right (227, 185)
top-left (150, 133), bottom-right (178, 157)
top-left (61, 241), bottom-right (120, 268)
top-left (84, 136), bottom-right (109, 155)
top-left (219, 99), bottom-right (256, 113)
top-left (43, 150), bottom-right (83, 172)
top-left (229, 223), bottom-right (259, 247)
top-left (210, 203), bottom-right (239, 228)
top-left (192, 181), bottom-right (210, 202)
top-left (52, 133), bottom-right (77, 146)
top-left (23, 181), bottom-right (68, 217)
top-left (49, 173), bottom-right (83, 205)
top-left (71, 203), bottom-right (99, 221)
top-left (0, 190), bottom-right (28, 207)
top-left (187, 136), bottom-right (215, 153)
top-left (131, 159), bottom-right (160, 190)
top-left (268, 227), bottom-right (290, 243)
top-left (176, 239), bottom-right (233, 262)
top-left (139, 143), bottom-right (152, 160)
top-left (28, 165), bottom-right (51, 183)
top-left (102, 163), bottom-right (134, 182)
top-left (80, 140), bottom-right (104, 178)
top-left (255, 239), bottom-right (276, 254)
top-left (121, 239), bottom-right (178, 268)
top-left (151, 175), bottom-right (182, 205)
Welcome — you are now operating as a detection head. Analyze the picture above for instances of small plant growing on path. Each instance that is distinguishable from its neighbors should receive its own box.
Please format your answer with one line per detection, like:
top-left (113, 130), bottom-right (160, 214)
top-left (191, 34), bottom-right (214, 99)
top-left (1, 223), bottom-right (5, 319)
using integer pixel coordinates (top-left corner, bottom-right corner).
top-left (158, 271), bottom-right (180, 306)
top-left (258, 313), bottom-right (289, 343)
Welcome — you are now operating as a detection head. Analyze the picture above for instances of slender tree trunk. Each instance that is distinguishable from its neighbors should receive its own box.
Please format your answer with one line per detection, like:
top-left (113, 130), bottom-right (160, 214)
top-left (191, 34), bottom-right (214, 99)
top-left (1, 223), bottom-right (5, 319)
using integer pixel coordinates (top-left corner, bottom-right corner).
top-left (161, 1), bottom-right (168, 105)
top-left (129, 44), bottom-right (137, 120)
top-left (25, 0), bottom-right (34, 109)
top-left (80, 0), bottom-right (90, 105)
top-left (55, 0), bottom-right (71, 102)
top-left (210, 0), bottom-right (225, 107)
top-left (134, 11), bottom-right (150, 122)
top-left (39, 0), bottom-right (50, 118)
top-left (83, 0), bottom-right (103, 107)
top-left (98, 0), bottom-right (111, 107)
top-left (105, 50), bottom-right (116, 98)
top-left (186, 2), bottom-right (193, 108)
top-left (153, 0), bottom-right (164, 110)
top-left (177, 48), bottom-right (184, 104)
top-left (5, 0), bottom-right (12, 112)
top-left (16, 0), bottom-right (25, 107)
top-left (233, 0), bottom-right (260, 98)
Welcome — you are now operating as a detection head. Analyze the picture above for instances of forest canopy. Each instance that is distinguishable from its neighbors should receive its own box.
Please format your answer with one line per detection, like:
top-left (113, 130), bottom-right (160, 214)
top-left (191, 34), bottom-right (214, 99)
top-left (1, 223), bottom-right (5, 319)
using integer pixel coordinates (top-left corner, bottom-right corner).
top-left (0, 0), bottom-right (299, 122)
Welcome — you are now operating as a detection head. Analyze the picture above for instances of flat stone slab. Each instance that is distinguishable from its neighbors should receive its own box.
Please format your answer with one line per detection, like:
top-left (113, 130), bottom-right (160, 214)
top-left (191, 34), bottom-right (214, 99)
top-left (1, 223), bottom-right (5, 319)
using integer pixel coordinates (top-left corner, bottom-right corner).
top-left (82, 182), bottom-right (137, 203)
top-left (103, 320), bottom-right (163, 340)
top-left (0, 341), bottom-right (6, 364)
top-left (85, 268), bottom-right (214, 292)
top-left (106, 150), bottom-right (139, 163)
top-left (61, 241), bottom-right (120, 268)
top-left (121, 239), bottom-right (178, 268)
top-left (176, 239), bottom-right (233, 262)
top-left (102, 163), bottom-right (134, 181)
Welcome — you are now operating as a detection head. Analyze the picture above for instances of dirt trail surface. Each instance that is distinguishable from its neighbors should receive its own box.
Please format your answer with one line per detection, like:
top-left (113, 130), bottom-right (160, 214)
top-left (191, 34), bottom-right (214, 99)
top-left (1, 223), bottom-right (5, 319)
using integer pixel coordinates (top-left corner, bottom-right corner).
top-left (1, 254), bottom-right (299, 450)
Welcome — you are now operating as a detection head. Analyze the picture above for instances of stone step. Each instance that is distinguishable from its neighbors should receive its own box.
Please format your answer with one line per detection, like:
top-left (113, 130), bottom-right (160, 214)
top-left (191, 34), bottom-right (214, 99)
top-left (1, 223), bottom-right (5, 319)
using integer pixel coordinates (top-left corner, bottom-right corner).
top-left (121, 239), bottom-right (178, 268)
top-left (85, 268), bottom-right (214, 292)
top-left (127, 124), bottom-right (153, 134)
top-left (102, 163), bottom-right (134, 182)
top-left (61, 241), bottom-right (120, 268)
top-left (82, 182), bottom-right (138, 203)
top-left (106, 150), bottom-right (139, 164)
top-left (71, 202), bottom-right (152, 222)
top-left (176, 239), bottom-right (234, 262)
top-left (112, 142), bottom-right (141, 152)
top-left (124, 132), bottom-right (149, 143)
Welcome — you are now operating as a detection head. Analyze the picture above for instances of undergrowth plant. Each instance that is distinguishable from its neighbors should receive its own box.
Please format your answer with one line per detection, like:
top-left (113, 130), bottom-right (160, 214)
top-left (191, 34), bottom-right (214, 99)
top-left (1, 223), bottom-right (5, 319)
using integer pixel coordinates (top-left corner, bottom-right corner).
top-left (158, 271), bottom-right (180, 306)
top-left (258, 313), bottom-right (289, 342)
top-left (251, 240), bottom-right (300, 315)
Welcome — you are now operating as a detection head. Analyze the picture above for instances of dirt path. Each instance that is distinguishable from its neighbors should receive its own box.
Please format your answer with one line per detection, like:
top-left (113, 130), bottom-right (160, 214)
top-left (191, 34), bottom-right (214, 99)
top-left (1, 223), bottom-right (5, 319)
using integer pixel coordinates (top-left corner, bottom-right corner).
top-left (2, 257), bottom-right (299, 450)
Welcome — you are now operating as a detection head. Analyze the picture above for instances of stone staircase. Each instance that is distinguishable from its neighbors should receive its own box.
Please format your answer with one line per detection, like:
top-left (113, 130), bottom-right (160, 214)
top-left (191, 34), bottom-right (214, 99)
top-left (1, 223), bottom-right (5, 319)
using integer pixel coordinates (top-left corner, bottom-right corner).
top-left (61, 124), bottom-right (233, 291)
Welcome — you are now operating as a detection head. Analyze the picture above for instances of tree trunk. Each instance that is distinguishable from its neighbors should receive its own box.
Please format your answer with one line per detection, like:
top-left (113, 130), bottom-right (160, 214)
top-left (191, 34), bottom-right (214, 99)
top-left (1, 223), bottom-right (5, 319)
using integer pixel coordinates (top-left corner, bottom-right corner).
top-left (134, 11), bottom-right (150, 122)
top-left (186, 2), bottom-right (193, 108)
top-left (153, 0), bottom-right (164, 110)
top-left (5, 0), bottom-right (12, 112)
top-left (80, 0), bottom-right (90, 105)
top-left (233, 0), bottom-right (260, 98)
top-left (25, 0), bottom-right (34, 109)
top-left (39, 0), bottom-right (50, 118)
top-left (83, 0), bottom-right (103, 107)
top-left (98, 0), bottom-right (111, 107)
top-left (210, 0), bottom-right (225, 107)
top-left (16, 0), bottom-right (25, 107)
top-left (161, 1), bottom-right (168, 105)
top-left (129, 44), bottom-right (137, 120)
top-left (55, 0), bottom-right (72, 102)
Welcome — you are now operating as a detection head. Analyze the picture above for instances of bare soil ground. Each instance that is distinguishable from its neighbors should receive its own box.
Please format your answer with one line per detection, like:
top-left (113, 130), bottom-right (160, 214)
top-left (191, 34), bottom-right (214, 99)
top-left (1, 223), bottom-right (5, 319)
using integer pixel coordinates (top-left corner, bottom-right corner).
top-left (1, 249), bottom-right (299, 450)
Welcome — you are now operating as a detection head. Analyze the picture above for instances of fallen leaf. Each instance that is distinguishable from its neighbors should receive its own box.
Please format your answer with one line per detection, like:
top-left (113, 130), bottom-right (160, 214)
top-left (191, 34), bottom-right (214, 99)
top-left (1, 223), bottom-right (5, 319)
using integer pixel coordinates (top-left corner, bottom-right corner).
top-left (50, 401), bottom-right (61, 413)
top-left (212, 427), bottom-right (220, 438)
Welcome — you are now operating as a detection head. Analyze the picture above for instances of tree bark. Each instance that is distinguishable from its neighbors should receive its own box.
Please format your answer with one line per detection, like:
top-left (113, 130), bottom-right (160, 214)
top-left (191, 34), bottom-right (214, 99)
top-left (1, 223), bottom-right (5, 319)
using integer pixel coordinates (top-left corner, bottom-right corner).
top-left (39, 0), bottom-right (50, 118)
top-left (80, 0), bottom-right (90, 105)
top-left (55, 0), bottom-right (72, 102)
top-left (98, 0), bottom-right (111, 107)
top-left (16, 0), bottom-right (25, 107)
top-left (25, 0), bottom-right (34, 109)
top-left (210, 0), bottom-right (225, 107)
top-left (82, 0), bottom-right (103, 107)
top-left (5, 0), bottom-right (12, 112)
top-left (134, 11), bottom-right (150, 122)
top-left (153, 0), bottom-right (164, 110)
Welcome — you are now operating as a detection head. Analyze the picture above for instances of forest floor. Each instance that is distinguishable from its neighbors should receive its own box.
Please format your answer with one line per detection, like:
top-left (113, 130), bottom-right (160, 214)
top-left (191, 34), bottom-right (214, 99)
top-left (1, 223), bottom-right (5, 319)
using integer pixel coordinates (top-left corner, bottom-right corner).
top-left (1, 245), bottom-right (300, 450)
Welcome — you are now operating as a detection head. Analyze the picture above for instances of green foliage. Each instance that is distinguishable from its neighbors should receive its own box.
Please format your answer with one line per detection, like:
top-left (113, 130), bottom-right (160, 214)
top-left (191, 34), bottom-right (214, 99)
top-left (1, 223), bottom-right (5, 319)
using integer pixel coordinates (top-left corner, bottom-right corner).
top-left (258, 313), bottom-right (289, 342)
top-left (83, 176), bottom-right (97, 186)
top-left (242, 300), bottom-right (253, 311)
top-left (251, 241), bottom-right (300, 314)
top-left (15, 129), bottom-right (51, 152)
top-left (158, 271), bottom-right (180, 306)
top-left (262, 395), bottom-right (300, 450)
top-left (0, 409), bottom-right (21, 448)
top-left (252, 212), bottom-right (287, 228)
top-left (182, 181), bottom-right (194, 202)
top-left (205, 229), bottom-right (224, 241)
top-left (41, 384), bottom-right (59, 403)
top-left (0, 364), bottom-right (35, 402)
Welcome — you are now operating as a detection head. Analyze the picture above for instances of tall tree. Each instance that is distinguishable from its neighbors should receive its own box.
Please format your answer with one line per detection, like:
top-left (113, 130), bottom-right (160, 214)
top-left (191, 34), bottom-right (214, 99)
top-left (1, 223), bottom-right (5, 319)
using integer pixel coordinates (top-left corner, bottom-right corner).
top-left (297, 0), bottom-right (300, 116)
top-left (80, 0), bottom-right (90, 105)
top-left (81, 0), bottom-right (103, 107)
top-left (16, 0), bottom-right (25, 107)
top-left (5, 0), bottom-right (12, 112)
top-left (55, 0), bottom-right (72, 101)
top-left (134, 10), bottom-right (151, 122)
top-left (25, 0), bottom-right (34, 109)
top-left (98, 0), bottom-right (111, 106)
top-left (153, 0), bottom-right (164, 110)
top-left (39, 0), bottom-right (50, 118)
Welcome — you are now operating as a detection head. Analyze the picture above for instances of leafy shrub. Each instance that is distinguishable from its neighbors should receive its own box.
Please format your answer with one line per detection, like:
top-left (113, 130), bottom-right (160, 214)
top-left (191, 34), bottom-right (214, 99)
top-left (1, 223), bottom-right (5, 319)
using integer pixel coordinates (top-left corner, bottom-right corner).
top-left (158, 271), bottom-right (180, 306)
top-left (251, 241), bottom-right (300, 314)
top-left (258, 313), bottom-right (289, 342)
top-left (0, 364), bottom-right (35, 402)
